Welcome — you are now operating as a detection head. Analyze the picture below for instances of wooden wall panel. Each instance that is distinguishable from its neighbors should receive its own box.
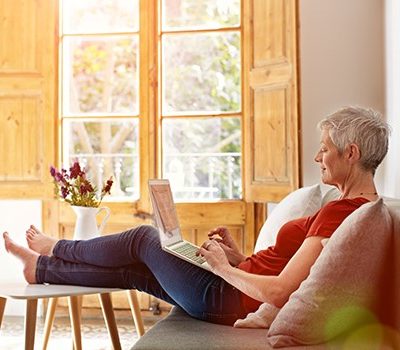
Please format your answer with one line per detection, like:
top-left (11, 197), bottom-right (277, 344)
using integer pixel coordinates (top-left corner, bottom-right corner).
top-left (0, 0), bottom-right (37, 73)
top-left (253, 0), bottom-right (285, 65)
top-left (244, 0), bottom-right (300, 203)
top-left (0, 95), bottom-right (42, 181)
top-left (253, 87), bottom-right (289, 182)
top-left (0, 0), bottom-right (57, 198)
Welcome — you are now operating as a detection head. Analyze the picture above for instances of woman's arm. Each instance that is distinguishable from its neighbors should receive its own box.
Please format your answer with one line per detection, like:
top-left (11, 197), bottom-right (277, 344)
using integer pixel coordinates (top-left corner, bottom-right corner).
top-left (199, 236), bottom-right (325, 308)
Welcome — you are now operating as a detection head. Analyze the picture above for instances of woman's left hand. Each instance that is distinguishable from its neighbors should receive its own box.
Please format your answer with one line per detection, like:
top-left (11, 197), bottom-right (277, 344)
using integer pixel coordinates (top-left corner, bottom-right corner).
top-left (198, 240), bottom-right (232, 276)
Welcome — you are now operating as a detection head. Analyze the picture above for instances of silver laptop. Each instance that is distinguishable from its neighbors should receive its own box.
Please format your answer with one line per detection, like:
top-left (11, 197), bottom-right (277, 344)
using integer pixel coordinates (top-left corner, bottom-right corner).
top-left (148, 179), bottom-right (211, 271)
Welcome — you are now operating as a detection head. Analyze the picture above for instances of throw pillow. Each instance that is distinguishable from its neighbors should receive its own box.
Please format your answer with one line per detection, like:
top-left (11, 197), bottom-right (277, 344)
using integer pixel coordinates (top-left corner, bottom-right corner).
top-left (233, 302), bottom-right (281, 329)
top-left (254, 184), bottom-right (322, 253)
top-left (321, 186), bottom-right (340, 205)
top-left (267, 199), bottom-right (393, 348)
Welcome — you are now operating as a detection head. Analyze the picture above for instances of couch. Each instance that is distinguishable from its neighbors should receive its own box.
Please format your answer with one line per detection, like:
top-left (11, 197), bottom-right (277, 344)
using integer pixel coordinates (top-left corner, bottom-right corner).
top-left (132, 186), bottom-right (400, 350)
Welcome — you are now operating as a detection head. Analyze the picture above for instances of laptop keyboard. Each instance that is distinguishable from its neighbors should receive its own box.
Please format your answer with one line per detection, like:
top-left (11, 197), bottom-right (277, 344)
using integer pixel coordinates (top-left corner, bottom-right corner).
top-left (172, 242), bottom-right (206, 264)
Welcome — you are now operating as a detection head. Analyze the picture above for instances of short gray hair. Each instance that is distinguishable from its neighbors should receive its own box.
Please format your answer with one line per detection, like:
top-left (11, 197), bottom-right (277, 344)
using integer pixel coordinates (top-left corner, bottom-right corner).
top-left (318, 106), bottom-right (390, 173)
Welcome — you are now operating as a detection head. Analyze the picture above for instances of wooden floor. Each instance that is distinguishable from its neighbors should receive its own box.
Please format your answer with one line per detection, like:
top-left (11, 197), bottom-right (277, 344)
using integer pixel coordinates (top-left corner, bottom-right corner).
top-left (0, 308), bottom-right (164, 350)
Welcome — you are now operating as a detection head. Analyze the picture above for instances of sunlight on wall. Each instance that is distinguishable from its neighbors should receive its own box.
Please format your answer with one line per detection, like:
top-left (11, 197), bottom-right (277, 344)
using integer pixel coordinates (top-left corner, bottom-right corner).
top-left (383, 0), bottom-right (400, 197)
top-left (299, 0), bottom-right (385, 187)
top-left (0, 200), bottom-right (42, 316)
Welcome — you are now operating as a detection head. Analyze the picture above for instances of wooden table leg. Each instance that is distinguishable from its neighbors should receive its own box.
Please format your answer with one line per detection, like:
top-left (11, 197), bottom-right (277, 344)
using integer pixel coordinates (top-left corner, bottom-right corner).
top-left (0, 297), bottom-right (6, 328)
top-left (127, 290), bottom-right (145, 337)
top-left (71, 296), bottom-right (84, 350)
top-left (25, 299), bottom-right (38, 350)
top-left (68, 296), bottom-right (82, 350)
top-left (42, 297), bottom-right (58, 350)
top-left (98, 293), bottom-right (122, 350)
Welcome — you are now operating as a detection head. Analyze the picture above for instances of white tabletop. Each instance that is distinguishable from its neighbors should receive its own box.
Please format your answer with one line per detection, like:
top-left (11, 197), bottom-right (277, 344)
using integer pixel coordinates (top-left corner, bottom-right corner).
top-left (0, 283), bottom-right (123, 300)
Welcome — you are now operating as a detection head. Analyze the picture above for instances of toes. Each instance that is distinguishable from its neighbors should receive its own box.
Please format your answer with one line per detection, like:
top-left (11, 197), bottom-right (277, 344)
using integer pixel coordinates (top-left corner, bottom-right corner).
top-left (3, 232), bottom-right (10, 252)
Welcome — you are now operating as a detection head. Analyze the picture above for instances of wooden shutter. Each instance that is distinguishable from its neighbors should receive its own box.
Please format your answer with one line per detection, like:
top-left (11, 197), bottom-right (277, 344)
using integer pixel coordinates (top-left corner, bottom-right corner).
top-left (0, 0), bottom-right (57, 198)
top-left (243, 0), bottom-right (300, 203)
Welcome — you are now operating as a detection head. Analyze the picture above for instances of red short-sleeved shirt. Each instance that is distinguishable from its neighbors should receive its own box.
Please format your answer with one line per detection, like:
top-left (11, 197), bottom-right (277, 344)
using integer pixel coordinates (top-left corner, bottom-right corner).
top-left (237, 197), bottom-right (369, 312)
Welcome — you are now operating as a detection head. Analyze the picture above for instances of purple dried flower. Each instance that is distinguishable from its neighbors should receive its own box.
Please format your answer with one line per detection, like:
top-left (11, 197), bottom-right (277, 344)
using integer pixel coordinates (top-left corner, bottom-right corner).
top-left (103, 177), bottom-right (113, 194)
top-left (50, 166), bottom-right (56, 177)
top-left (79, 184), bottom-right (87, 195)
top-left (55, 171), bottom-right (64, 182)
top-left (79, 181), bottom-right (94, 195)
top-left (70, 161), bottom-right (83, 179)
top-left (61, 186), bottom-right (69, 199)
top-left (49, 161), bottom-right (113, 207)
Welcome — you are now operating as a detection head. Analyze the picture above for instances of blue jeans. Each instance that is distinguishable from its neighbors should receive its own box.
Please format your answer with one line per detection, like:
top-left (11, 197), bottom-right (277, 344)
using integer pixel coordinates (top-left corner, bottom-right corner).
top-left (36, 225), bottom-right (248, 325)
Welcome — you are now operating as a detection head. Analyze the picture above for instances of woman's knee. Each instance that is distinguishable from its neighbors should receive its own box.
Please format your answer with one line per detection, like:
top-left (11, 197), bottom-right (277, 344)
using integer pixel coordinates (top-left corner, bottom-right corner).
top-left (136, 224), bottom-right (158, 236)
top-left (123, 225), bottom-right (159, 242)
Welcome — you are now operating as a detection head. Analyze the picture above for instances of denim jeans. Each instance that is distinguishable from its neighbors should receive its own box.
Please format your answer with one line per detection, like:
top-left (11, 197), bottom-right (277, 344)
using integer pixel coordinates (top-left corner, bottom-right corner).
top-left (36, 225), bottom-right (248, 325)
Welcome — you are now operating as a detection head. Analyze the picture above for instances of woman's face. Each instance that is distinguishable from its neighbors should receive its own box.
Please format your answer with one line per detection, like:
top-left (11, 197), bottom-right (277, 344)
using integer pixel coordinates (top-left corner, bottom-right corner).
top-left (314, 129), bottom-right (349, 186)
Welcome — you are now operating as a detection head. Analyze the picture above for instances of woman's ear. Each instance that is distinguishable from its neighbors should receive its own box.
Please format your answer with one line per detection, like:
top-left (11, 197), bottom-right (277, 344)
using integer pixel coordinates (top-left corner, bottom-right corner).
top-left (346, 143), bottom-right (361, 163)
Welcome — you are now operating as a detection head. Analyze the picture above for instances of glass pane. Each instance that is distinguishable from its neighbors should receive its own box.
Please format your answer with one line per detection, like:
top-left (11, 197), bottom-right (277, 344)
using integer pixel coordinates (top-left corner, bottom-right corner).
top-left (162, 0), bottom-right (240, 30)
top-left (162, 118), bottom-right (241, 201)
top-left (162, 32), bottom-right (241, 115)
top-left (63, 36), bottom-right (139, 115)
top-left (63, 0), bottom-right (139, 34)
top-left (63, 119), bottom-right (139, 200)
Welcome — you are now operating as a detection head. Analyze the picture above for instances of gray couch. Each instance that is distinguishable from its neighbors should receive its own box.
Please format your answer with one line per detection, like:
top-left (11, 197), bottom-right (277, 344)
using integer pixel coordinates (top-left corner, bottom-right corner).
top-left (133, 306), bottom-right (273, 350)
top-left (132, 192), bottom-right (400, 350)
top-left (131, 306), bottom-right (361, 350)
top-left (132, 305), bottom-right (400, 349)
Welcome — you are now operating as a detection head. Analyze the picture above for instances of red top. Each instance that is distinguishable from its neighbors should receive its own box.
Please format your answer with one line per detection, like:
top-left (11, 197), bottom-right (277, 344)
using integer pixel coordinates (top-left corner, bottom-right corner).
top-left (237, 197), bottom-right (370, 312)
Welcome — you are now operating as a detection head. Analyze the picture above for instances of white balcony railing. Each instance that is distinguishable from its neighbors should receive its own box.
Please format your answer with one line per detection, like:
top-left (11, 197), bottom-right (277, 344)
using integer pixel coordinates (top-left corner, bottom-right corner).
top-left (68, 152), bottom-right (241, 201)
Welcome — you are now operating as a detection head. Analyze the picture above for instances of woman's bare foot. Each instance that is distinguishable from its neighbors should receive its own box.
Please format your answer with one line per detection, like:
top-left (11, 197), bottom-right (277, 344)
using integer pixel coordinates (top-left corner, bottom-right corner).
top-left (3, 232), bottom-right (38, 284)
top-left (25, 225), bottom-right (57, 256)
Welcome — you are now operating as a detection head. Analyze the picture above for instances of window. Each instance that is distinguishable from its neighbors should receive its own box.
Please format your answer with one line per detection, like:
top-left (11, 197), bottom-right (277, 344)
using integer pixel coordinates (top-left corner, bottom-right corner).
top-left (60, 0), bottom-right (140, 200)
top-left (160, 0), bottom-right (241, 201)
top-left (60, 0), bottom-right (241, 202)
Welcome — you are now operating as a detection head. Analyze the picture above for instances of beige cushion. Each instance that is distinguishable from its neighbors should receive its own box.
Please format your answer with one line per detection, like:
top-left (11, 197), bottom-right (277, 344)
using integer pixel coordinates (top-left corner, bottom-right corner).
top-left (267, 199), bottom-right (393, 347)
top-left (321, 186), bottom-right (340, 205)
top-left (387, 207), bottom-right (400, 329)
top-left (254, 184), bottom-right (322, 253)
top-left (233, 302), bottom-right (281, 329)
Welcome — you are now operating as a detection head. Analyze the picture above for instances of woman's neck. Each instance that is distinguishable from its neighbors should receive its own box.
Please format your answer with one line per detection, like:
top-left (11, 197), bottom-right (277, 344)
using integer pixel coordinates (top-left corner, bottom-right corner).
top-left (337, 171), bottom-right (378, 200)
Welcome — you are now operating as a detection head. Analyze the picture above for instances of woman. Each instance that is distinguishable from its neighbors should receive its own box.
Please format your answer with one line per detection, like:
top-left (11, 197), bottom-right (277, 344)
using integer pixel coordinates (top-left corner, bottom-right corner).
top-left (3, 106), bottom-right (390, 326)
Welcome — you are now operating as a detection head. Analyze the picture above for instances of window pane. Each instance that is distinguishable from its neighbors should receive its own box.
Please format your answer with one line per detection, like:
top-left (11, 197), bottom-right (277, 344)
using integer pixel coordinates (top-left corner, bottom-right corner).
top-left (63, 119), bottom-right (139, 200)
top-left (162, 32), bottom-right (240, 115)
top-left (162, 0), bottom-right (240, 30)
top-left (162, 118), bottom-right (241, 201)
top-left (63, 0), bottom-right (139, 34)
top-left (63, 36), bottom-right (139, 115)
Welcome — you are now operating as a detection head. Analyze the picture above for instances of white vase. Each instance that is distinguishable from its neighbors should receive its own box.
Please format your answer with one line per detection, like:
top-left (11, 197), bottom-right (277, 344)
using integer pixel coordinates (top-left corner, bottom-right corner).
top-left (71, 205), bottom-right (111, 240)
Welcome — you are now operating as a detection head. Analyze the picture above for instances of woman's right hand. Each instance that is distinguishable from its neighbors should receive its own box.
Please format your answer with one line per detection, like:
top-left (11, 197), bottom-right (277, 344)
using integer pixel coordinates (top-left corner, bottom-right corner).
top-left (208, 227), bottom-right (246, 266)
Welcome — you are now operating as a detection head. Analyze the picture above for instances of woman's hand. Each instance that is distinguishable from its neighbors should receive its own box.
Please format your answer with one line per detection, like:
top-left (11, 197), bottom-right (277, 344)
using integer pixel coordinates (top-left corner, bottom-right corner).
top-left (198, 240), bottom-right (232, 276)
top-left (208, 227), bottom-right (246, 266)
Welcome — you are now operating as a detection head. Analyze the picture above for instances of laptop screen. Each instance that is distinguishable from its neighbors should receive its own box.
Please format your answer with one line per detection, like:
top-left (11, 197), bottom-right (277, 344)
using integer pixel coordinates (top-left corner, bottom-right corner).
top-left (149, 179), bottom-right (181, 245)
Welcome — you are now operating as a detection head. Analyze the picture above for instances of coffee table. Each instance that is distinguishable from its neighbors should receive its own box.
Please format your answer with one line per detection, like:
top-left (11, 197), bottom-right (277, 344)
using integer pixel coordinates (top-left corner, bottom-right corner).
top-left (0, 283), bottom-right (124, 350)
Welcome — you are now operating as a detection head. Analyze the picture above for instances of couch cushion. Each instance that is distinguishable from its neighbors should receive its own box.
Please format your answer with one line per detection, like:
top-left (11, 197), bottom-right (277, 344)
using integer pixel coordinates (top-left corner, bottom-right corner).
top-left (267, 199), bottom-right (395, 347)
top-left (233, 302), bottom-right (281, 329)
top-left (255, 184), bottom-right (322, 253)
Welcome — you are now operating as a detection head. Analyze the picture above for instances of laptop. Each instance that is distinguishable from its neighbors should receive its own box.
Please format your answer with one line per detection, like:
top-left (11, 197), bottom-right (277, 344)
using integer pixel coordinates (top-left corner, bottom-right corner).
top-left (148, 179), bottom-right (211, 271)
